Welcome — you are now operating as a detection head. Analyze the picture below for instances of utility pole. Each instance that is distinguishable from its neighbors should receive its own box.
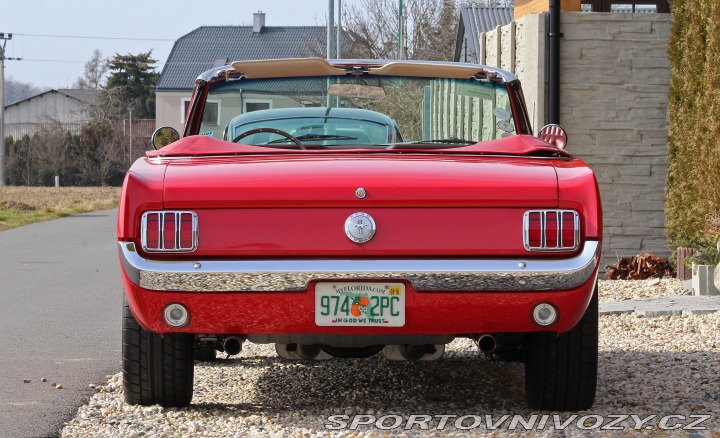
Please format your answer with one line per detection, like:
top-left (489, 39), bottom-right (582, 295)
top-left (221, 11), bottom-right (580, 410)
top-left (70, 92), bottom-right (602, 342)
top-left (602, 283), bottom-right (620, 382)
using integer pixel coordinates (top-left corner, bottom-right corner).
top-left (336, 0), bottom-right (342, 59)
top-left (326, 0), bottom-right (335, 108)
top-left (398, 0), bottom-right (404, 60)
top-left (0, 33), bottom-right (13, 186)
top-left (326, 0), bottom-right (335, 59)
top-left (336, 0), bottom-right (342, 107)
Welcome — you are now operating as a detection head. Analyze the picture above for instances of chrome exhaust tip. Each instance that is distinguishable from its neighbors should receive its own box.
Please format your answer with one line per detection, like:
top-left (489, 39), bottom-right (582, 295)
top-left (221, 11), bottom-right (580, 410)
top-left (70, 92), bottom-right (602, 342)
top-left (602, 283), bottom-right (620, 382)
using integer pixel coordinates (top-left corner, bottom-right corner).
top-left (474, 334), bottom-right (497, 354)
top-left (222, 336), bottom-right (243, 355)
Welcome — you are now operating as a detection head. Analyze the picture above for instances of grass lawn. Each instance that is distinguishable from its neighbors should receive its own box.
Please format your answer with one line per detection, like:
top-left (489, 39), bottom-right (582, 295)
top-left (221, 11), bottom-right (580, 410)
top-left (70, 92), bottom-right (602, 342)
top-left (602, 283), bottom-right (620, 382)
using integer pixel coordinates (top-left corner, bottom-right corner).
top-left (0, 187), bottom-right (121, 232)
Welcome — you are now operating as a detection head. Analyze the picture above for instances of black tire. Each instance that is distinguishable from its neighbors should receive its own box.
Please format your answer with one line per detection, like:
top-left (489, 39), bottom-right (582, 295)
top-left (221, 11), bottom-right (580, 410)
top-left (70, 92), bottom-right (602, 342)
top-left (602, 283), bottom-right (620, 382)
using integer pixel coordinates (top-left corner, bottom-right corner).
top-left (494, 344), bottom-right (524, 363)
top-left (524, 285), bottom-right (598, 411)
top-left (122, 299), bottom-right (195, 407)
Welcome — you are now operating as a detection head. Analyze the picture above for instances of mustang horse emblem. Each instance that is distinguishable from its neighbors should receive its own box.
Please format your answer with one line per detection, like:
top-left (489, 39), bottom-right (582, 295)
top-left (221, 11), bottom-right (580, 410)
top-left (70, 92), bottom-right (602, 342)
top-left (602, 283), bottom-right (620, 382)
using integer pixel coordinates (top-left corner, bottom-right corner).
top-left (344, 212), bottom-right (376, 243)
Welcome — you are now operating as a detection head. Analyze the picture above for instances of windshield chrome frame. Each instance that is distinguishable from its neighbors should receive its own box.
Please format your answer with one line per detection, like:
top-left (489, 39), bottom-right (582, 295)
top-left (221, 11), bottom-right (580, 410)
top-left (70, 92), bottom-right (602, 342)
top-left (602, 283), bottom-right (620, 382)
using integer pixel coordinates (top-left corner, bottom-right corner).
top-left (186, 60), bottom-right (531, 138)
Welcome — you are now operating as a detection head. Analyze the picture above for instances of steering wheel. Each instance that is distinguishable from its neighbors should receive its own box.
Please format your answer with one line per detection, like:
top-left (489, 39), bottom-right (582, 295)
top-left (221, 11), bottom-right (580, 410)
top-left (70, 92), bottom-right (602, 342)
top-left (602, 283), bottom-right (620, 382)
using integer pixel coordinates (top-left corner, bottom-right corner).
top-left (231, 127), bottom-right (306, 150)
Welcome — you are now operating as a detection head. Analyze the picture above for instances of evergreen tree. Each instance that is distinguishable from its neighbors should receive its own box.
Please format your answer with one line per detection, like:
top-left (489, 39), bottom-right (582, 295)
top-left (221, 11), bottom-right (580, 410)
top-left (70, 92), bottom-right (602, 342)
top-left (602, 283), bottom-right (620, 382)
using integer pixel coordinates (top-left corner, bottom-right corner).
top-left (102, 51), bottom-right (159, 119)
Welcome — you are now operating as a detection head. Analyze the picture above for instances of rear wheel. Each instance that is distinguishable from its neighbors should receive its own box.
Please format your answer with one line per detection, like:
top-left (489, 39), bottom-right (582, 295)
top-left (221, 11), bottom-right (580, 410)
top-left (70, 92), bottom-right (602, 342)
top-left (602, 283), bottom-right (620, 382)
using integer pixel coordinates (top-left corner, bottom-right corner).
top-left (524, 285), bottom-right (598, 410)
top-left (494, 345), bottom-right (524, 363)
top-left (122, 299), bottom-right (195, 407)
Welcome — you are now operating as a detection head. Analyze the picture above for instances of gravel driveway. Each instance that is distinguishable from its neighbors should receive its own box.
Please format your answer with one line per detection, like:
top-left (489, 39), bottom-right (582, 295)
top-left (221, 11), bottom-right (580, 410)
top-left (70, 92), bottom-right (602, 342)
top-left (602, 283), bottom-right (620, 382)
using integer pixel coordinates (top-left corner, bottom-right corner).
top-left (61, 280), bottom-right (720, 436)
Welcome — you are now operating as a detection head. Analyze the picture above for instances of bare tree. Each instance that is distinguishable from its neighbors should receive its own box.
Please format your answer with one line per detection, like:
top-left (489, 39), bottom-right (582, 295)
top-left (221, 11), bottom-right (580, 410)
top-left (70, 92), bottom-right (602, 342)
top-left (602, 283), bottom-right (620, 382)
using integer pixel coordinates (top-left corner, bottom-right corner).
top-left (74, 49), bottom-right (108, 90)
top-left (34, 119), bottom-right (73, 180)
top-left (343, 0), bottom-right (459, 61)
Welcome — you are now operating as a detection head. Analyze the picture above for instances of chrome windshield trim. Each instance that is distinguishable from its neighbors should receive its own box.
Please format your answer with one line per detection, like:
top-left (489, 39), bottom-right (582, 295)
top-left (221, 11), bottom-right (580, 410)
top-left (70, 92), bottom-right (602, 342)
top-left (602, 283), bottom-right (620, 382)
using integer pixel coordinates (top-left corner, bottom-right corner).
top-left (118, 241), bottom-right (600, 292)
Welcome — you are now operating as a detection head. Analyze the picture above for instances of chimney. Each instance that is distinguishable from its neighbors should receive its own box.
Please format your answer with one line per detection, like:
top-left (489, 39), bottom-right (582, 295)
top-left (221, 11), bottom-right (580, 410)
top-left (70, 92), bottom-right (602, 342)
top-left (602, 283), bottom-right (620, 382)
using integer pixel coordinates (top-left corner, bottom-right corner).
top-left (253, 11), bottom-right (265, 34)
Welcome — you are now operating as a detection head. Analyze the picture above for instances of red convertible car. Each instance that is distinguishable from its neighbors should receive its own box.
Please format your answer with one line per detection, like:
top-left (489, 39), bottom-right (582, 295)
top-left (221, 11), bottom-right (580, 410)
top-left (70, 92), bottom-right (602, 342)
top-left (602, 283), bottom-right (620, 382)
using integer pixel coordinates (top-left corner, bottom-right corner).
top-left (118, 58), bottom-right (602, 410)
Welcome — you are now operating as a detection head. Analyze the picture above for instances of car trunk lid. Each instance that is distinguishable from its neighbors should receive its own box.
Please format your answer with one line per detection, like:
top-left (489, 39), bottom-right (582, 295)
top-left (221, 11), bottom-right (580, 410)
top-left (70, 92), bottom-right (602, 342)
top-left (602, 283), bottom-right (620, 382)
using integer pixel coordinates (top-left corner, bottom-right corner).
top-left (162, 154), bottom-right (558, 208)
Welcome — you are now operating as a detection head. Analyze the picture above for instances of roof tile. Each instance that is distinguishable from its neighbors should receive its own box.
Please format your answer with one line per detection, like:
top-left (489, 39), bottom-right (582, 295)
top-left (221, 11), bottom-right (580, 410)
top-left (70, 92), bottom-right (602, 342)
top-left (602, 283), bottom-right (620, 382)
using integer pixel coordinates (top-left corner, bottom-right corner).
top-left (157, 26), bottom-right (327, 90)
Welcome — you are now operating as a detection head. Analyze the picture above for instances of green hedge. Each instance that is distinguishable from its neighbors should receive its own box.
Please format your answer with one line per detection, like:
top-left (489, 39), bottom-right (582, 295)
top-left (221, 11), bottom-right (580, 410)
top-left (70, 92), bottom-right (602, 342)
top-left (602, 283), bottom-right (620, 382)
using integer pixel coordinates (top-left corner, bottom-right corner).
top-left (665, 0), bottom-right (720, 246)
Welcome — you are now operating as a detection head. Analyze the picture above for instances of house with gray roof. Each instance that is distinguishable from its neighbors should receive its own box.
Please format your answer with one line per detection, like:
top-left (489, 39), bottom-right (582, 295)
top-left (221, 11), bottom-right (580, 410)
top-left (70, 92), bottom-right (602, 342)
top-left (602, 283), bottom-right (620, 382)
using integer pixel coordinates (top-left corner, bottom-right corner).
top-left (3, 89), bottom-right (99, 139)
top-left (156, 12), bottom-right (328, 133)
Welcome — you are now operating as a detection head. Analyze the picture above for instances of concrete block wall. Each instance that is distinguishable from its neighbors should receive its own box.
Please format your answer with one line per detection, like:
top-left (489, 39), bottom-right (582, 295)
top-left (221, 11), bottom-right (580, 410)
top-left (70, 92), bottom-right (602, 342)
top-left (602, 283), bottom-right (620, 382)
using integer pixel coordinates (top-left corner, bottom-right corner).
top-left (479, 12), bottom-right (672, 268)
top-left (560, 12), bottom-right (672, 268)
top-left (483, 14), bottom-right (546, 136)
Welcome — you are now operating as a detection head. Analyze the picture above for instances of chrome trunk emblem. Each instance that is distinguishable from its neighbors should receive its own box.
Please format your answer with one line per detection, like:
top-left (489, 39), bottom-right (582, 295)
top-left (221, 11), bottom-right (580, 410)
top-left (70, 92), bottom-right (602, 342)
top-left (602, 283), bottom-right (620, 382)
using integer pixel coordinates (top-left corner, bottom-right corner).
top-left (345, 212), bottom-right (376, 243)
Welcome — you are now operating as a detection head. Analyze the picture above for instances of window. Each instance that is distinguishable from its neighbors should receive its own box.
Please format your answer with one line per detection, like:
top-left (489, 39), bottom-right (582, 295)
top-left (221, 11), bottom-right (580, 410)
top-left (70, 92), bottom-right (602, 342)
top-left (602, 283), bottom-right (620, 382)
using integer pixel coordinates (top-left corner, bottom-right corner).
top-left (245, 100), bottom-right (271, 113)
top-left (203, 102), bottom-right (219, 125)
top-left (581, 0), bottom-right (669, 12)
top-left (182, 99), bottom-right (220, 125)
top-left (182, 99), bottom-right (191, 123)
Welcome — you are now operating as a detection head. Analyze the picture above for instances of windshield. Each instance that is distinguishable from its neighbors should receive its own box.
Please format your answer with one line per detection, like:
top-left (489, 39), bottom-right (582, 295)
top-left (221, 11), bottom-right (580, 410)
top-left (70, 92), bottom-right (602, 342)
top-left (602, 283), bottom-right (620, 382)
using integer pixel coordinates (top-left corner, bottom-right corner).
top-left (200, 74), bottom-right (516, 148)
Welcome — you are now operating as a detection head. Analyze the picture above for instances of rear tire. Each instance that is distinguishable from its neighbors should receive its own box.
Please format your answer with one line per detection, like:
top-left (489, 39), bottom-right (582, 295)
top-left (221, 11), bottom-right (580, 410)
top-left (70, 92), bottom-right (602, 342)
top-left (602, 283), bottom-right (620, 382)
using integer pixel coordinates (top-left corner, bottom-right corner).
top-left (494, 344), bottom-right (524, 363)
top-left (122, 299), bottom-right (194, 407)
top-left (524, 284), bottom-right (598, 410)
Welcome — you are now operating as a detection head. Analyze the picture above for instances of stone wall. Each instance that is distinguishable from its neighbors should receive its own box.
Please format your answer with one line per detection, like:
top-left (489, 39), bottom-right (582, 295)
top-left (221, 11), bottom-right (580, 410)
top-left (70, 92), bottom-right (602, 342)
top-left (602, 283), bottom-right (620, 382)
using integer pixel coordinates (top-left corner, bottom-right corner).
top-left (560, 13), bottom-right (672, 267)
top-left (480, 12), bottom-right (672, 268)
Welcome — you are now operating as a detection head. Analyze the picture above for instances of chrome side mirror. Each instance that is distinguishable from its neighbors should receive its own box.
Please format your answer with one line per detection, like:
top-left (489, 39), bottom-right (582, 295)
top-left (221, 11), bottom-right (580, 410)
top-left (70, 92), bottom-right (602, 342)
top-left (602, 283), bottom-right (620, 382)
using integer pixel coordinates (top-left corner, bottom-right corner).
top-left (538, 124), bottom-right (568, 149)
top-left (151, 127), bottom-right (180, 150)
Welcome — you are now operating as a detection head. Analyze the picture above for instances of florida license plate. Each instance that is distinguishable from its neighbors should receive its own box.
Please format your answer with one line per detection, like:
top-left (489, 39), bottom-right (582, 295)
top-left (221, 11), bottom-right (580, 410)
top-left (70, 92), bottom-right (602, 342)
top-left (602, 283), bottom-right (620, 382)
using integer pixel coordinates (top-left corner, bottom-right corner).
top-left (315, 282), bottom-right (405, 327)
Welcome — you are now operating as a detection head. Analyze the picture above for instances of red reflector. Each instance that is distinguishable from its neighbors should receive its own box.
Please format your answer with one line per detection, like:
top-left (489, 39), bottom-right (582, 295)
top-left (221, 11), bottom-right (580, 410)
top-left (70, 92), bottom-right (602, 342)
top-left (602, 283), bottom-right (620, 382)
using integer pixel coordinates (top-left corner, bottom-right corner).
top-left (528, 212), bottom-right (542, 247)
top-left (562, 212), bottom-right (576, 247)
top-left (180, 214), bottom-right (194, 248)
top-left (146, 214), bottom-right (160, 249)
top-left (163, 213), bottom-right (176, 250)
top-left (545, 211), bottom-right (558, 248)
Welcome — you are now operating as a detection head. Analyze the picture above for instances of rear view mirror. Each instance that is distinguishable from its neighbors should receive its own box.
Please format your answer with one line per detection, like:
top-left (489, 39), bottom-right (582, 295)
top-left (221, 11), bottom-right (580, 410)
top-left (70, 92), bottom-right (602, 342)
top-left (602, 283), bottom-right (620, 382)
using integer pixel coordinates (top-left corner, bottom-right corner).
top-left (538, 124), bottom-right (568, 149)
top-left (151, 127), bottom-right (180, 150)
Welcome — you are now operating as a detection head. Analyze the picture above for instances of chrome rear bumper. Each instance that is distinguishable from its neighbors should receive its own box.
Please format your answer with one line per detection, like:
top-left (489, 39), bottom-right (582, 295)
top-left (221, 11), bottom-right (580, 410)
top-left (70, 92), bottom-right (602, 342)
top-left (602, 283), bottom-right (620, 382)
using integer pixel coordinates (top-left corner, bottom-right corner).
top-left (119, 241), bottom-right (600, 292)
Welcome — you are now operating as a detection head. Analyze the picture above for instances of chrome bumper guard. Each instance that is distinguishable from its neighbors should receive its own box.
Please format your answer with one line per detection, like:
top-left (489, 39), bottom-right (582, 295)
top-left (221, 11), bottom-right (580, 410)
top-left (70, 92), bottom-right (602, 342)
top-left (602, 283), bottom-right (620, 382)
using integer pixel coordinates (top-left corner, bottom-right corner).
top-left (119, 241), bottom-right (600, 293)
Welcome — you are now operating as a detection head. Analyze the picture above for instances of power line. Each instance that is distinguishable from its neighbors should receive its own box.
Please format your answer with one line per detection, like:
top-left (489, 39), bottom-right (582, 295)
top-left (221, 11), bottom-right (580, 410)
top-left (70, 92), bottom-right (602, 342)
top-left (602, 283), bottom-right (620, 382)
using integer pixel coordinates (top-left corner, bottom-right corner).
top-left (11, 32), bottom-right (175, 42)
top-left (14, 58), bottom-right (230, 66)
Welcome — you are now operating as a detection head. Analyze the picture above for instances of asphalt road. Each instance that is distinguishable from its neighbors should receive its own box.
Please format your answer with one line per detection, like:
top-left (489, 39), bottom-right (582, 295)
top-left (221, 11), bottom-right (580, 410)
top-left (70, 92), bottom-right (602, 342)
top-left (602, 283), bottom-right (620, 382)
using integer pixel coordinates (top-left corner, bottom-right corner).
top-left (0, 209), bottom-right (121, 438)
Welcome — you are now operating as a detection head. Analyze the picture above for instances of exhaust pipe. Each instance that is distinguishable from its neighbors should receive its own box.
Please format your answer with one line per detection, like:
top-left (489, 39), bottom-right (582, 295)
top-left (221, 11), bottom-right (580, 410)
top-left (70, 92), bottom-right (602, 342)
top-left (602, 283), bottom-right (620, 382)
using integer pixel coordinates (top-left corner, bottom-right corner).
top-left (223, 336), bottom-right (243, 355)
top-left (400, 344), bottom-right (428, 361)
top-left (296, 344), bottom-right (322, 360)
top-left (475, 334), bottom-right (497, 354)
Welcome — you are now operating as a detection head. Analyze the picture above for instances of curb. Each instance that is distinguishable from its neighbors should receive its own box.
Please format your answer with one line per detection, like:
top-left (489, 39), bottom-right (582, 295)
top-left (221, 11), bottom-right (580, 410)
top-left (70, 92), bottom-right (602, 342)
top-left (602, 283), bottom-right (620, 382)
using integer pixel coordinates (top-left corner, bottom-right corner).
top-left (599, 295), bottom-right (720, 317)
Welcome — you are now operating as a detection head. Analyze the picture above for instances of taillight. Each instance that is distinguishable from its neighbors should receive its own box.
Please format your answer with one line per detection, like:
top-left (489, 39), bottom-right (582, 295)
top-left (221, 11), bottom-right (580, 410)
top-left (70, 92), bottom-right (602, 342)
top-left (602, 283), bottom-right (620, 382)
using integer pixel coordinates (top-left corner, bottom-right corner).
top-left (524, 210), bottom-right (579, 251)
top-left (141, 211), bottom-right (198, 252)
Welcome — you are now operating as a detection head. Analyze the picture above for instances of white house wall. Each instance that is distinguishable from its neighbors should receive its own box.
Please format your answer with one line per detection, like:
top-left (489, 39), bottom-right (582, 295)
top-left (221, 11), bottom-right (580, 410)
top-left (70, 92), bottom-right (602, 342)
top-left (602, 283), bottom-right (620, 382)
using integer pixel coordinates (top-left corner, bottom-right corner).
top-left (155, 91), bottom-right (190, 134)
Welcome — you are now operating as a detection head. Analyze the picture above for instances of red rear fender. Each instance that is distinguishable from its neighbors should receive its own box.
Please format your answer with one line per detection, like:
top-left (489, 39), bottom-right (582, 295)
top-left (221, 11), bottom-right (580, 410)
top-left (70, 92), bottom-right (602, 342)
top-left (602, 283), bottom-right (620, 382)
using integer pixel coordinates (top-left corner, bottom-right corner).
top-left (117, 159), bottom-right (167, 239)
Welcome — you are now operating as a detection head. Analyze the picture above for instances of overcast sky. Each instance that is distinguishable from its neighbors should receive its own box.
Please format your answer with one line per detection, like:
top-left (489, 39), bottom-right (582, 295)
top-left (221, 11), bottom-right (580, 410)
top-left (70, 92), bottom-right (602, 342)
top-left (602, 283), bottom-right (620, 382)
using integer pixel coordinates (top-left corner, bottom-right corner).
top-left (1, 0), bottom-right (357, 89)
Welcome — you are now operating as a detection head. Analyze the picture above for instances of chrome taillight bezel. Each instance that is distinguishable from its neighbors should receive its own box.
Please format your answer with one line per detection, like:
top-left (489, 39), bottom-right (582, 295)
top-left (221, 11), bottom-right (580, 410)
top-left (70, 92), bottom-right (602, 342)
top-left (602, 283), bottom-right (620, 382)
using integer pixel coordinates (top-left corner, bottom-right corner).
top-left (523, 210), bottom-right (580, 252)
top-left (141, 211), bottom-right (198, 253)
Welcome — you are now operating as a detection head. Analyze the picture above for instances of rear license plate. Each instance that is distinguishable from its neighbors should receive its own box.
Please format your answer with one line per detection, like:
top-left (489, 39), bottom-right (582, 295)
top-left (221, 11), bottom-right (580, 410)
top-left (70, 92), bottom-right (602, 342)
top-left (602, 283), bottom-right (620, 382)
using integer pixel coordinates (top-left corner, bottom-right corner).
top-left (315, 282), bottom-right (405, 327)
